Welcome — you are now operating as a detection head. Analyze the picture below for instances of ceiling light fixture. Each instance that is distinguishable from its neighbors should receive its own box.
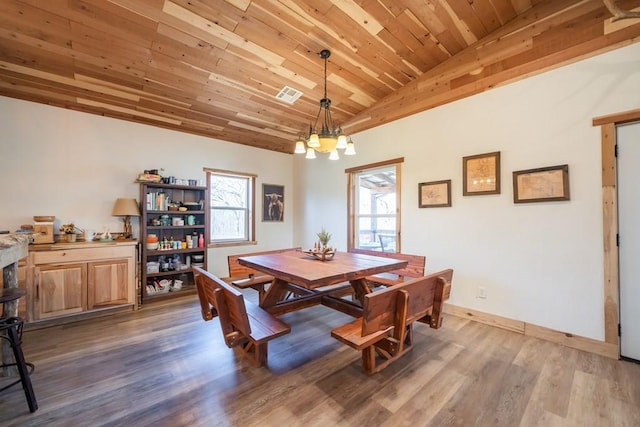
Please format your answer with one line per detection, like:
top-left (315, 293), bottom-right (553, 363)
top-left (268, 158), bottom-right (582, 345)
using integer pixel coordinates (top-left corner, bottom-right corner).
top-left (294, 49), bottom-right (355, 160)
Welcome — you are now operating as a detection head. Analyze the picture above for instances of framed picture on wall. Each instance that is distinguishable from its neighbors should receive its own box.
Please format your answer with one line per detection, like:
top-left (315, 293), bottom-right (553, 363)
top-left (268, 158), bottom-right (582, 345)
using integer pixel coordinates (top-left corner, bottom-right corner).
top-left (513, 164), bottom-right (570, 203)
top-left (463, 151), bottom-right (501, 196)
top-left (262, 184), bottom-right (284, 222)
top-left (419, 179), bottom-right (451, 208)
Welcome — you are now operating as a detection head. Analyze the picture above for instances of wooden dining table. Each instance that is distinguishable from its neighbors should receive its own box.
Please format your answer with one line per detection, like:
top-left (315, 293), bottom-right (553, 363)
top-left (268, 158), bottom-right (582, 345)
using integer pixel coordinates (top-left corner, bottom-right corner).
top-left (238, 250), bottom-right (408, 317)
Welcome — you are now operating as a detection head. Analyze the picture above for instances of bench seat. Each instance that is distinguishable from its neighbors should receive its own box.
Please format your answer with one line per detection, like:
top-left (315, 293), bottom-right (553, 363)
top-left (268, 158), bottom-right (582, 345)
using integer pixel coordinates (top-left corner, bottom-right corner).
top-left (331, 268), bottom-right (453, 374)
top-left (194, 266), bottom-right (290, 367)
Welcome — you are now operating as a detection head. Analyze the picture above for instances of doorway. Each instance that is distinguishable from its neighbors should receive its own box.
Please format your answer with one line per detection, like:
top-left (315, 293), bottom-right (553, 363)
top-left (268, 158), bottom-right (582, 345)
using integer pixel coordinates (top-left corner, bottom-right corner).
top-left (617, 121), bottom-right (640, 361)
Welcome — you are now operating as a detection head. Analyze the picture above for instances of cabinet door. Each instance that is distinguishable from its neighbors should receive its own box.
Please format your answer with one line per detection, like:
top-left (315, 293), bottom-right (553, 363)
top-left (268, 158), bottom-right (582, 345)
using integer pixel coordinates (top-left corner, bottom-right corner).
top-left (35, 263), bottom-right (87, 320)
top-left (88, 259), bottom-right (129, 308)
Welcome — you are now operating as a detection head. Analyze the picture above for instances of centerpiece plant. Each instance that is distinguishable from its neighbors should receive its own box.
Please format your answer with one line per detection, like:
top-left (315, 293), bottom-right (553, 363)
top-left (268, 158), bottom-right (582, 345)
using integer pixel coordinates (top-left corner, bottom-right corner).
top-left (316, 227), bottom-right (332, 252)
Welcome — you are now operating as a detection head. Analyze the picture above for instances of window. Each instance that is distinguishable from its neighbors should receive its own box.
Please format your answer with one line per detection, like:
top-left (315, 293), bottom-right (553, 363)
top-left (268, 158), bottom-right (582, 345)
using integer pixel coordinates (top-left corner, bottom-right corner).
top-left (347, 158), bottom-right (403, 252)
top-left (206, 168), bottom-right (256, 245)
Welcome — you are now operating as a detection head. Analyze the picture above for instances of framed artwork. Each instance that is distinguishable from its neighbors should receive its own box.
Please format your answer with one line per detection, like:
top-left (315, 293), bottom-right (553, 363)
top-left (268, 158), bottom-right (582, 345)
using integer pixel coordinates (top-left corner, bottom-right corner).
top-left (262, 184), bottom-right (284, 222)
top-left (419, 179), bottom-right (451, 208)
top-left (463, 151), bottom-right (501, 196)
top-left (513, 164), bottom-right (570, 203)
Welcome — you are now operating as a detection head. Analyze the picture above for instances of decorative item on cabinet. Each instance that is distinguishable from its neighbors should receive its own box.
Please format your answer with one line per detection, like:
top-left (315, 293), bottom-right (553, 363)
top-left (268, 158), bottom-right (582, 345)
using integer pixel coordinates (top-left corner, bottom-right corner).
top-left (112, 198), bottom-right (141, 239)
top-left (139, 181), bottom-right (209, 304)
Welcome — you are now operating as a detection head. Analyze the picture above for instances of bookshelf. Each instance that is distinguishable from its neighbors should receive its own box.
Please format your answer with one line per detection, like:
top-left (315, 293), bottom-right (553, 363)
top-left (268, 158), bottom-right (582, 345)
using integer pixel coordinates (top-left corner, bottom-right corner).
top-left (139, 182), bottom-right (209, 303)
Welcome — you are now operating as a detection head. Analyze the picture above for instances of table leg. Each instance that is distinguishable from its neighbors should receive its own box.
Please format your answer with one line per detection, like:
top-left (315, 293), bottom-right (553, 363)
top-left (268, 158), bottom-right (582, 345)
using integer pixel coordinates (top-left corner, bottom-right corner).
top-left (350, 278), bottom-right (373, 305)
top-left (260, 278), bottom-right (290, 308)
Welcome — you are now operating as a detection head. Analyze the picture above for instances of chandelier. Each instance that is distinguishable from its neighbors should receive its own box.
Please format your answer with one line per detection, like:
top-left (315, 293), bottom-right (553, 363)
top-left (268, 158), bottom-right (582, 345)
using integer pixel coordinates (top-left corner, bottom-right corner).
top-left (294, 49), bottom-right (356, 160)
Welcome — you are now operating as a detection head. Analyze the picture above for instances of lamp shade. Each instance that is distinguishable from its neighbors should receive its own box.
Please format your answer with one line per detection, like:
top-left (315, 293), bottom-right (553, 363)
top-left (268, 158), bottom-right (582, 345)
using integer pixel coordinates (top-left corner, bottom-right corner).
top-left (112, 198), bottom-right (140, 217)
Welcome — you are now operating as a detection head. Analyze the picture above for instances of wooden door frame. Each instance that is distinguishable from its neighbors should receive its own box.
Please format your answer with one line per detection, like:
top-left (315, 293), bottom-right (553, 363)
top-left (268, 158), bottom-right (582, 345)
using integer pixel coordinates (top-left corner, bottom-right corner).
top-left (593, 108), bottom-right (640, 356)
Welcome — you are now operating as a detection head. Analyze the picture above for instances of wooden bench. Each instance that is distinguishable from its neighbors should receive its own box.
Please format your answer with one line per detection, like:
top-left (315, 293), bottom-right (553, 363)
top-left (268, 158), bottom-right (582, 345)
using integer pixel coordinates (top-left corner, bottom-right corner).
top-left (193, 266), bottom-right (291, 367)
top-left (349, 248), bottom-right (426, 287)
top-left (331, 268), bottom-right (453, 374)
top-left (226, 247), bottom-right (301, 303)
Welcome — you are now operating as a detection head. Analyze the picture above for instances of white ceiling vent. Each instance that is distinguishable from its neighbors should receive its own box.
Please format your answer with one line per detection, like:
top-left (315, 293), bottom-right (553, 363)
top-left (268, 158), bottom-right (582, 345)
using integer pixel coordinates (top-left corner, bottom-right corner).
top-left (275, 86), bottom-right (303, 104)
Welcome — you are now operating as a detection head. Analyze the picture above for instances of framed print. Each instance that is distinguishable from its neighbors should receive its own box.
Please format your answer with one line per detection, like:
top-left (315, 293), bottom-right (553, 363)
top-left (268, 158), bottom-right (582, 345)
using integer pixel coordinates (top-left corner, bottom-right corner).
top-left (419, 179), bottom-right (451, 208)
top-left (263, 184), bottom-right (284, 221)
top-left (513, 164), bottom-right (570, 203)
top-left (463, 151), bottom-right (501, 196)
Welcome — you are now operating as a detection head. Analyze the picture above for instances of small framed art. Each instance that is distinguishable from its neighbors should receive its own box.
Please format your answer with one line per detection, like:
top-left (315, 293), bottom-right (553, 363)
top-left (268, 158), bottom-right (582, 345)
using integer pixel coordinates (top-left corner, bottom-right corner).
top-left (463, 151), bottom-right (501, 196)
top-left (513, 164), bottom-right (570, 203)
top-left (419, 179), bottom-right (451, 208)
top-left (262, 184), bottom-right (284, 221)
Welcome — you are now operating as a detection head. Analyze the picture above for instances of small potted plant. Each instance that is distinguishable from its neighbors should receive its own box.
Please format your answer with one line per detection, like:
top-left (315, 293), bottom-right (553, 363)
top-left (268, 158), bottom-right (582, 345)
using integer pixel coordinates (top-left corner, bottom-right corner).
top-left (60, 223), bottom-right (77, 242)
top-left (315, 227), bottom-right (335, 261)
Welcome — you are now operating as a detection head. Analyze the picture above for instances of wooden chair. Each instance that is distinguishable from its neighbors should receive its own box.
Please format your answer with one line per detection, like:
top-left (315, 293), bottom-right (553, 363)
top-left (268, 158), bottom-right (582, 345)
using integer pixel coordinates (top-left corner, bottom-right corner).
top-left (226, 247), bottom-right (301, 303)
top-left (348, 248), bottom-right (426, 287)
top-left (331, 268), bottom-right (453, 374)
top-left (193, 266), bottom-right (291, 367)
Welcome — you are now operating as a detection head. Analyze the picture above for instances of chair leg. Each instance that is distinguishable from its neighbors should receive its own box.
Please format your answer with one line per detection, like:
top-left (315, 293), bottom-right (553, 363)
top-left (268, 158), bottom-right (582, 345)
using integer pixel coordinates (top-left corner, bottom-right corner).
top-left (6, 320), bottom-right (38, 413)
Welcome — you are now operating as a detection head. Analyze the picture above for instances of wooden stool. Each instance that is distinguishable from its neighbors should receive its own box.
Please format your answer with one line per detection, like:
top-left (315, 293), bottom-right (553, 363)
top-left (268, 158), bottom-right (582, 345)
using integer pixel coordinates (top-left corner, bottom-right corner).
top-left (0, 288), bottom-right (37, 413)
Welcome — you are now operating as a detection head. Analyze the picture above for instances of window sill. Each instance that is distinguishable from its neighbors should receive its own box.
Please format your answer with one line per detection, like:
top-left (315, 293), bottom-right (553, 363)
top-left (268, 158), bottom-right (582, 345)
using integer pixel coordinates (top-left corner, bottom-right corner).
top-left (210, 241), bottom-right (258, 248)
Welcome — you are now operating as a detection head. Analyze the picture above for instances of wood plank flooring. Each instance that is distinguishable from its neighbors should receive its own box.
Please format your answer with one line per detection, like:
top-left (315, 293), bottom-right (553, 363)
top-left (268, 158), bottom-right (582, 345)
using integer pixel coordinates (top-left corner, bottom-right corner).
top-left (1, 292), bottom-right (639, 426)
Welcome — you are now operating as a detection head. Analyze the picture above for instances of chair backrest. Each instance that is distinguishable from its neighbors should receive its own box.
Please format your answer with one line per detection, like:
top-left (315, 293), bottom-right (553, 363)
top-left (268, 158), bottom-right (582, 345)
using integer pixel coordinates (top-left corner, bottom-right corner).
top-left (349, 248), bottom-right (426, 278)
top-left (194, 266), bottom-right (252, 339)
top-left (227, 247), bottom-right (301, 278)
top-left (361, 269), bottom-right (453, 336)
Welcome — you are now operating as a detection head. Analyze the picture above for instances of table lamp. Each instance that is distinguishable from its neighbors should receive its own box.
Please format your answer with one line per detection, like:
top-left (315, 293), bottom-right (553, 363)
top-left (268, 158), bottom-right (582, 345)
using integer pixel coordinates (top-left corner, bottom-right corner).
top-left (112, 198), bottom-right (140, 239)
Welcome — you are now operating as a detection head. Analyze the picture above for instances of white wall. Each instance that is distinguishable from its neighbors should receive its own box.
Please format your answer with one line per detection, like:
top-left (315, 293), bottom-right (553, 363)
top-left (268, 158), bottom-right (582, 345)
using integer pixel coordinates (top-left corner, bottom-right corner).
top-left (294, 42), bottom-right (640, 341)
top-left (0, 100), bottom-right (294, 277)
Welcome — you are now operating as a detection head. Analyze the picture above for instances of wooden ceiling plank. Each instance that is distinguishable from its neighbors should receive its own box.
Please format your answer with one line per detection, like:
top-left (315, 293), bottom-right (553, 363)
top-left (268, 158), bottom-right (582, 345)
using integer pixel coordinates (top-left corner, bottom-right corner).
top-left (344, 4), bottom-right (640, 135)
top-left (162, 0), bottom-right (285, 65)
top-left (233, 15), bottom-right (300, 59)
top-left (68, 20), bottom-right (153, 59)
top-left (170, 0), bottom-right (242, 31)
top-left (70, 41), bottom-right (148, 80)
top-left (104, 0), bottom-right (166, 23)
top-left (66, 0), bottom-right (158, 46)
top-left (0, 0), bottom-right (72, 46)
top-left (395, 10), bottom-right (451, 63)
top-left (404, 0), bottom-right (468, 54)
top-left (0, 79), bottom-right (80, 107)
top-left (155, 22), bottom-right (216, 50)
top-left (328, 0), bottom-right (384, 36)
top-left (490, 0), bottom-right (519, 25)
top-left (146, 50), bottom-right (211, 85)
top-left (444, 0), bottom-right (488, 42)
top-left (77, 97), bottom-right (182, 125)
top-left (76, 74), bottom-right (191, 107)
top-left (510, 0), bottom-right (534, 14)
top-left (0, 61), bottom-right (139, 101)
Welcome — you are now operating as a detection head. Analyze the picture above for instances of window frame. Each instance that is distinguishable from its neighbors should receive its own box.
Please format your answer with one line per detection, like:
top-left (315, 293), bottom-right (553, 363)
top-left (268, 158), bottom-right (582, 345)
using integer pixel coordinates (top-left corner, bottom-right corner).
top-left (346, 158), bottom-right (403, 252)
top-left (206, 168), bottom-right (257, 247)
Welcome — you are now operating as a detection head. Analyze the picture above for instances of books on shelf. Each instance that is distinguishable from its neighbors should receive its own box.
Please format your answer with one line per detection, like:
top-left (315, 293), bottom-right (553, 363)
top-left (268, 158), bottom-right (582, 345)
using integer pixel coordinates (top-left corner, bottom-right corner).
top-left (146, 192), bottom-right (168, 211)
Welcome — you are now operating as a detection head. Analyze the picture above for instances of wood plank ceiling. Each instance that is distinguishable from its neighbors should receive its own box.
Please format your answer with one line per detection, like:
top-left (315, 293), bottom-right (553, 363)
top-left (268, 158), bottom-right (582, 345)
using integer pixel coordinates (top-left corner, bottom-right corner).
top-left (0, 0), bottom-right (639, 154)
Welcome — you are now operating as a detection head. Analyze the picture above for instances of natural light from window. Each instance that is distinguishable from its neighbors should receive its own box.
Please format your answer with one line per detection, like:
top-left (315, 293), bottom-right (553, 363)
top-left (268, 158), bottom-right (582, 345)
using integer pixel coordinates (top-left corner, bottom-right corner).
top-left (207, 170), bottom-right (255, 244)
top-left (347, 160), bottom-right (402, 253)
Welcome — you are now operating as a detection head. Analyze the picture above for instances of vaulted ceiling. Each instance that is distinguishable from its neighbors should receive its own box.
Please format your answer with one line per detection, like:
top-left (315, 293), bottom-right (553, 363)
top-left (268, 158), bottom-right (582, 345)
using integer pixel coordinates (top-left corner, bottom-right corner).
top-left (0, 0), bottom-right (639, 154)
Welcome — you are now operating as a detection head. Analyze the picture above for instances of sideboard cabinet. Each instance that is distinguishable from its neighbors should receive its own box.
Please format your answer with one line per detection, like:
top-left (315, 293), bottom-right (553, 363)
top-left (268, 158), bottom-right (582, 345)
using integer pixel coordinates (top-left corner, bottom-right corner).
top-left (26, 241), bottom-right (137, 322)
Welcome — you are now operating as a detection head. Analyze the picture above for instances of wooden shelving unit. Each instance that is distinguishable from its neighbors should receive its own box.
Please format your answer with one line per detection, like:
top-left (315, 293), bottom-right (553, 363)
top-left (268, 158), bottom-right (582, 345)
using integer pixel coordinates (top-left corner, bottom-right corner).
top-left (139, 182), bottom-right (209, 304)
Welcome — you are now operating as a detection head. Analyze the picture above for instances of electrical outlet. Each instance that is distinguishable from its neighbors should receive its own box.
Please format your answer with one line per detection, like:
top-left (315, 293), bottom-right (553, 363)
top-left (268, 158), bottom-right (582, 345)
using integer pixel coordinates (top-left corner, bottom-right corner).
top-left (478, 287), bottom-right (487, 299)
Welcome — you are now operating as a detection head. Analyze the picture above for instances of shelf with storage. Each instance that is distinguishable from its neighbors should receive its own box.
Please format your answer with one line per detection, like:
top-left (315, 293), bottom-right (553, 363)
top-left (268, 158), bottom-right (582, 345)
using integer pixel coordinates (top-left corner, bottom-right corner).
top-left (140, 182), bottom-right (209, 304)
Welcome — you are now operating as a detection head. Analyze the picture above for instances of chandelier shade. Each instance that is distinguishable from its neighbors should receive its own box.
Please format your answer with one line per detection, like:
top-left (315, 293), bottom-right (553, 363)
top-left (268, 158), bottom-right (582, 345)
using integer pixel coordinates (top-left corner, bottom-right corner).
top-left (294, 49), bottom-right (355, 160)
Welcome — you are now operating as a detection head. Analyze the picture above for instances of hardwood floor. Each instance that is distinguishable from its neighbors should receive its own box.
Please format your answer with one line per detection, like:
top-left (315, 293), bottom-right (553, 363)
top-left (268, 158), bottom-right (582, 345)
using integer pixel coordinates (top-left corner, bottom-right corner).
top-left (1, 292), bottom-right (639, 426)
